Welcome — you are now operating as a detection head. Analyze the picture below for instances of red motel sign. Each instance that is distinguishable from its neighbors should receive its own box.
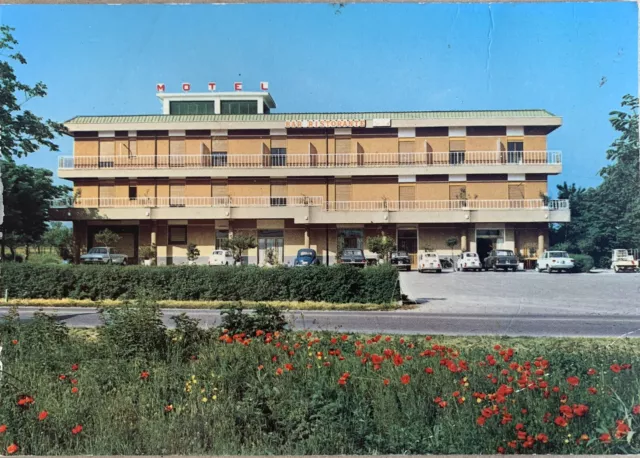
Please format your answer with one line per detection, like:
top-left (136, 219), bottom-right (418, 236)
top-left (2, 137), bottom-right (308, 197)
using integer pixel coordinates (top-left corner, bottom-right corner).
top-left (234, 82), bottom-right (243, 91)
top-left (208, 82), bottom-right (217, 91)
top-left (182, 83), bottom-right (191, 92)
top-left (156, 83), bottom-right (165, 92)
top-left (260, 81), bottom-right (269, 91)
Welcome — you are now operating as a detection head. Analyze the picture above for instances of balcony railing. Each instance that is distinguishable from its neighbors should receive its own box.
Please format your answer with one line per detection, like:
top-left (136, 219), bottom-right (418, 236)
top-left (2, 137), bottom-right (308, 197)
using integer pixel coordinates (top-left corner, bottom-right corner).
top-left (51, 197), bottom-right (569, 212)
top-left (58, 151), bottom-right (562, 170)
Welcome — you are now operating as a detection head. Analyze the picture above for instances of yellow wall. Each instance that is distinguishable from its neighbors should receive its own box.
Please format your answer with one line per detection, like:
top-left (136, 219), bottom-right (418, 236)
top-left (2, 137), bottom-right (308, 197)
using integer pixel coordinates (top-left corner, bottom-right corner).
top-left (525, 181), bottom-right (547, 199)
top-left (74, 139), bottom-right (99, 156)
top-left (285, 229), bottom-right (305, 260)
top-left (228, 178), bottom-right (270, 197)
top-left (416, 182), bottom-right (450, 201)
top-left (74, 180), bottom-right (99, 199)
top-left (186, 178), bottom-right (212, 197)
top-left (352, 178), bottom-right (398, 201)
top-left (287, 179), bottom-right (327, 200)
top-left (466, 182), bottom-right (509, 200)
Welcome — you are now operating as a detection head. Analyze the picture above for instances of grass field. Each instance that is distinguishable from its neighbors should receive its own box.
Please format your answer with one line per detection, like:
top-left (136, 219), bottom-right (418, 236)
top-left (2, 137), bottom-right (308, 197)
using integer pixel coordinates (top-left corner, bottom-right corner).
top-left (0, 307), bottom-right (638, 455)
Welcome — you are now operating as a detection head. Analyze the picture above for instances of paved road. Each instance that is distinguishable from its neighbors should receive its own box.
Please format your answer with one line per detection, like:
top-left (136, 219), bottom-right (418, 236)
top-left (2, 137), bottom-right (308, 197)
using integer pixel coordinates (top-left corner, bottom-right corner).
top-left (2, 306), bottom-right (640, 338)
top-left (400, 269), bottom-right (640, 316)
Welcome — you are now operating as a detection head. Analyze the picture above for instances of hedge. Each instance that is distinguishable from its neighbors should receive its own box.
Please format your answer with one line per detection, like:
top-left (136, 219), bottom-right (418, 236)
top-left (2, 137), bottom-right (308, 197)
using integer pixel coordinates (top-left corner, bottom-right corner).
top-left (570, 253), bottom-right (594, 273)
top-left (0, 264), bottom-right (400, 305)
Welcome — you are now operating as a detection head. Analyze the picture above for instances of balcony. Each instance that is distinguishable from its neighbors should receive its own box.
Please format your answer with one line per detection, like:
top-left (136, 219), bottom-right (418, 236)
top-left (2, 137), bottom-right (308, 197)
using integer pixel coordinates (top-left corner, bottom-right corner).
top-left (50, 197), bottom-right (570, 225)
top-left (57, 151), bottom-right (563, 179)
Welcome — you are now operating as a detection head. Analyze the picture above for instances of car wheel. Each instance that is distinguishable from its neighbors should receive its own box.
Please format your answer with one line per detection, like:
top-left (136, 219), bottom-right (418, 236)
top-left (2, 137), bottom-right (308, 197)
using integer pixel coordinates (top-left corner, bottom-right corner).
top-left (121, 259), bottom-right (127, 266)
top-left (106, 259), bottom-right (112, 265)
top-left (614, 266), bottom-right (620, 273)
top-left (512, 267), bottom-right (517, 272)
top-left (547, 266), bottom-right (552, 273)
top-left (492, 264), bottom-right (497, 272)
top-left (436, 269), bottom-right (442, 273)
top-left (535, 264), bottom-right (541, 272)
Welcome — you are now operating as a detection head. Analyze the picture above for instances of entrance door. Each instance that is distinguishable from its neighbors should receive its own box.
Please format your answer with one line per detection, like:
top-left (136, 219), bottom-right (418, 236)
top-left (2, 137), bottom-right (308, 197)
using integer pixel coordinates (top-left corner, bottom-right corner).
top-left (397, 229), bottom-right (418, 268)
top-left (258, 230), bottom-right (284, 265)
top-left (476, 229), bottom-right (501, 266)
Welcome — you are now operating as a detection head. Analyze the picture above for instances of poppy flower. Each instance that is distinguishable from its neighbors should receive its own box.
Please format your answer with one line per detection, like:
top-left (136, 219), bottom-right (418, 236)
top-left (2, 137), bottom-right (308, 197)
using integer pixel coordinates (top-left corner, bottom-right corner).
top-left (515, 423), bottom-right (524, 431)
top-left (587, 368), bottom-right (597, 375)
top-left (393, 354), bottom-right (404, 367)
top-left (438, 401), bottom-right (448, 408)
top-left (567, 376), bottom-right (580, 387)
top-left (552, 386), bottom-right (560, 392)
top-left (71, 387), bottom-right (79, 394)
top-left (554, 416), bottom-right (568, 427)
top-left (11, 340), bottom-right (18, 345)
top-left (573, 404), bottom-right (589, 417)
top-left (400, 374), bottom-right (410, 385)
top-left (476, 416), bottom-right (486, 426)
top-left (371, 354), bottom-right (383, 365)
top-left (383, 379), bottom-right (390, 386)
top-left (71, 364), bottom-right (79, 371)
top-left (496, 446), bottom-right (505, 454)
top-left (58, 374), bottom-right (66, 381)
top-left (284, 363), bottom-right (294, 371)
top-left (615, 420), bottom-right (630, 439)
top-left (6, 443), bottom-right (18, 455)
top-left (588, 387), bottom-right (598, 395)
top-left (521, 409), bottom-right (528, 414)
top-left (275, 368), bottom-right (283, 376)
top-left (38, 411), bottom-right (48, 421)
top-left (341, 334), bottom-right (348, 341)
top-left (536, 433), bottom-right (549, 443)
top-left (599, 433), bottom-right (611, 444)
top-left (164, 404), bottom-right (173, 412)
top-left (256, 330), bottom-right (264, 337)
top-left (517, 431), bottom-right (527, 441)
top-left (17, 395), bottom-right (34, 407)
top-left (559, 405), bottom-right (574, 418)
top-left (0, 424), bottom-right (6, 434)
top-left (610, 364), bottom-right (621, 373)
top-left (632, 405), bottom-right (640, 415)
top-left (71, 425), bottom-right (83, 435)
top-left (507, 441), bottom-right (517, 449)
top-left (425, 336), bottom-right (432, 341)
top-left (71, 378), bottom-right (78, 385)
top-left (493, 344), bottom-right (501, 350)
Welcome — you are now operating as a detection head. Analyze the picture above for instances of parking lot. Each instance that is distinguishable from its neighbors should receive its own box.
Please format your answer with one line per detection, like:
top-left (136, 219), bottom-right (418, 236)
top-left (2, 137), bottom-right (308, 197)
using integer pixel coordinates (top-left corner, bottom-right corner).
top-left (400, 269), bottom-right (640, 317)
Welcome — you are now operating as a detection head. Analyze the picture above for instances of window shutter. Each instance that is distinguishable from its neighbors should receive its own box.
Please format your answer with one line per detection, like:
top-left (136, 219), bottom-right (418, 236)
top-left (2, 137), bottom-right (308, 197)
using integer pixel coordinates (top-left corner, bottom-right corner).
top-left (99, 183), bottom-right (115, 199)
top-left (170, 184), bottom-right (185, 198)
top-left (170, 139), bottom-right (185, 156)
top-left (99, 140), bottom-right (114, 158)
top-left (129, 140), bottom-right (137, 157)
top-left (399, 185), bottom-right (416, 201)
top-left (335, 138), bottom-right (351, 154)
top-left (508, 184), bottom-right (525, 200)
top-left (449, 139), bottom-right (466, 151)
top-left (335, 179), bottom-right (352, 202)
top-left (270, 180), bottom-right (287, 197)
top-left (271, 137), bottom-right (287, 149)
top-left (399, 140), bottom-right (415, 153)
top-left (212, 180), bottom-right (228, 197)
top-left (211, 137), bottom-right (228, 152)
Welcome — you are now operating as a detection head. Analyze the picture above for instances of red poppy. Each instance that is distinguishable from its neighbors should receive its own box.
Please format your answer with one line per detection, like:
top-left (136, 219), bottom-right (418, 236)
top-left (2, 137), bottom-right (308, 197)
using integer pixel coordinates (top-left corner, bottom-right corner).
top-left (452, 391), bottom-right (460, 397)
top-left (610, 364), bottom-right (621, 373)
top-left (284, 363), bottom-right (294, 371)
top-left (517, 431), bottom-right (527, 441)
top-left (71, 364), bottom-right (79, 371)
top-left (400, 374), bottom-right (410, 385)
top-left (552, 386), bottom-right (560, 392)
top-left (559, 405), bottom-right (573, 418)
top-left (573, 404), bottom-right (589, 417)
top-left (17, 395), bottom-right (34, 406)
top-left (496, 446), bottom-right (505, 454)
top-left (330, 338), bottom-right (337, 345)
top-left (493, 344), bottom-right (501, 350)
top-left (341, 334), bottom-right (348, 341)
top-left (599, 433), bottom-right (611, 444)
top-left (0, 424), bottom-right (7, 434)
top-left (257, 365), bottom-right (264, 371)
top-left (554, 416), bottom-right (568, 427)
top-left (371, 354), bottom-right (384, 365)
top-left (567, 376), bottom-right (580, 387)
top-left (71, 387), bottom-right (79, 394)
top-left (275, 368), bottom-right (283, 376)
top-left (385, 336), bottom-right (392, 342)
top-left (59, 374), bottom-right (67, 381)
top-left (536, 433), bottom-right (549, 443)
top-left (632, 405), bottom-right (640, 415)
top-left (164, 405), bottom-right (173, 412)
top-left (256, 330), bottom-right (264, 337)
top-left (588, 387), bottom-right (598, 395)
top-left (393, 354), bottom-right (404, 367)
top-left (615, 420), bottom-right (630, 439)
top-left (383, 379), bottom-right (390, 386)
top-left (476, 416), bottom-right (486, 426)
top-left (438, 401), bottom-right (447, 408)
top-left (507, 441), bottom-right (517, 449)
top-left (515, 423), bottom-right (524, 431)
top-left (71, 425), bottom-right (83, 435)
top-left (425, 336), bottom-right (432, 341)
top-left (521, 408), bottom-right (528, 414)
top-left (587, 368), bottom-right (597, 375)
top-left (6, 444), bottom-right (18, 455)
top-left (11, 340), bottom-right (18, 345)
top-left (38, 411), bottom-right (48, 421)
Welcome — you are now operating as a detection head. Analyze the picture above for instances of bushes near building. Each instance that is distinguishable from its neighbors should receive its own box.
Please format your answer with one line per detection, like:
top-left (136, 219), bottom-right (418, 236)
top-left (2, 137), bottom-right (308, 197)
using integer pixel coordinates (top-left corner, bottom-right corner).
top-left (0, 264), bottom-right (400, 305)
top-left (570, 254), bottom-right (595, 273)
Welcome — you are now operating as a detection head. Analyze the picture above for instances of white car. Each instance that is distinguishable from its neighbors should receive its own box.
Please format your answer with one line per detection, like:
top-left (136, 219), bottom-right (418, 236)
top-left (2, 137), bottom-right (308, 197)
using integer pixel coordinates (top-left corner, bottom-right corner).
top-left (418, 251), bottom-right (442, 273)
top-left (208, 249), bottom-right (235, 266)
top-left (456, 252), bottom-right (482, 272)
top-left (535, 250), bottom-right (575, 273)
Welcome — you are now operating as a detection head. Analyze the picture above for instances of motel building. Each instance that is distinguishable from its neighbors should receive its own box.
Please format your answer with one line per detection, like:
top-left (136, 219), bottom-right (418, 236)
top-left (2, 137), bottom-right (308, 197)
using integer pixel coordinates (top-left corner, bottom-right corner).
top-left (51, 82), bottom-right (570, 267)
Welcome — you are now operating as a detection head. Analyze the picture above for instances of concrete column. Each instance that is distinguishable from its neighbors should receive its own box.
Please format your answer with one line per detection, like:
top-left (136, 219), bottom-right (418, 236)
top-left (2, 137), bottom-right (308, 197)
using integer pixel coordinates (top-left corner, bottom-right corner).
top-left (460, 232), bottom-right (467, 252)
top-left (150, 221), bottom-right (157, 246)
top-left (72, 221), bottom-right (87, 264)
top-left (304, 227), bottom-right (310, 248)
top-left (538, 232), bottom-right (545, 258)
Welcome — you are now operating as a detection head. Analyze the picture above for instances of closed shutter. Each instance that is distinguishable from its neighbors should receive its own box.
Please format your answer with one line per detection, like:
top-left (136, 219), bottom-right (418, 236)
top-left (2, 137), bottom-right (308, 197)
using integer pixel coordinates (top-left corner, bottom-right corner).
top-left (508, 184), bottom-right (525, 199)
top-left (99, 140), bottom-right (114, 167)
top-left (170, 184), bottom-right (185, 207)
top-left (271, 137), bottom-right (287, 149)
top-left (212, 180), bottom-right (228, 197)
top-left (211, 137), bottom-right (228, 152)
top-left (399, 185), bottom-right (416, 210)
top-left (99, 182), bottom-right (115, 206)
top-left (399, 140), bottom-right (415, 164)
top-left (270, 180), bottom-right (287, 196)
top-left (336, 179), bottom-right (352, 202)
top-left (115, 139), bottom-right (128, 157)
top-left (170, 139), bottom-right (185, 167)
top-left (449, 139), bottom-right (466, 151)
top-left (335, 138), bottom-right (351, 166)
top-left (129, 140), bottom-right (137, 157)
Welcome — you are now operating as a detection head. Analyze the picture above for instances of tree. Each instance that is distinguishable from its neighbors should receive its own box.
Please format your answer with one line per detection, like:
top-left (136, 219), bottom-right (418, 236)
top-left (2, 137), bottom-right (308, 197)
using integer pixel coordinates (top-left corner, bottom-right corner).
top-left (221, 233), bottom-right (257, 265)
top-left (94, 229), bottom-right (121, 248)
top-left (1, 160), bottom-right (70, 259)
top-left (366, 235), bottom-right (396, 263)
top-left (0, 25), bottom-right (66, 160)
top-left (42, 222), bottom-right (73, 259)
top-left (187, 243), bottom-right (200, 264)
top-left (446, 236), bottom-right (458, 259)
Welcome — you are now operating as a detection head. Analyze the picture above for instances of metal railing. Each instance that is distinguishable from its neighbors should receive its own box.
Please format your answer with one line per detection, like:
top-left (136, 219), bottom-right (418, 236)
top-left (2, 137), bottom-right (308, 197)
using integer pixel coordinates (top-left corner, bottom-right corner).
top-left (50, 196), bottom-right (324, 209)
top-left (58, 151), bottom-right (562, 170)
top-left (51, 197), bottom-right (569, 212)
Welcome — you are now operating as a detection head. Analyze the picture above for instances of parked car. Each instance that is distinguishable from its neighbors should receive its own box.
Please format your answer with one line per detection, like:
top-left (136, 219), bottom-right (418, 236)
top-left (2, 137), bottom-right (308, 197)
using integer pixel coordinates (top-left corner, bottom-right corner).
top-left (611, 249), bottom-right (638, 273)
top-left (535, 250), bottom-right (575, 273)
top-left (417, 251), bottom-right (442, 273)
top-left (390, 251), bottom-right (411, 271)
top-left (456, 252), bottom-right (482, 271)
top-left (80, 247), bottom-right (128, 265)
top-left (293, 248), bottom-right (320, 266)
top-left (338, 249), bottom-right (367, 268)
top-left (208, 249), bottom-right (235, 266)
top-left (484, 249), bottom-right (518, 271)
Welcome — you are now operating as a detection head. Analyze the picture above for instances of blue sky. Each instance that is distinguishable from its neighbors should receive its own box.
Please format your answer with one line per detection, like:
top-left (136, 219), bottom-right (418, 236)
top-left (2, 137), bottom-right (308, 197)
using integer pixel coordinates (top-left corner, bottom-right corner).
top-left (1, 2), bottom-right (637, 192)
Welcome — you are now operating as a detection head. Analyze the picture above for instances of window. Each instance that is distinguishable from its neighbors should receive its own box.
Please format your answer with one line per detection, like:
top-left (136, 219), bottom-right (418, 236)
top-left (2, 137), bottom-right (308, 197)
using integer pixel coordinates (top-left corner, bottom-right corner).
top-left (339, 229), bottom-right (363, 250)
top-left (449, 139), bottom-right (466, 165)
top-left (169, 226), bottom-right (187, 245)
top-left (258, 230), bottom-right (284, 265)
top-left (271, 147), bottom-right (287, 167)
top-left (507, 141), bottom-right (524, 164)
top-left (220, 100), bottom-right (258, 115)
top-left (169, 184), bottom-right (185, 207)
top-left (128, 186), bottom-right (137, 200)
top-left (212, 151), bottom-right (228, 167)
top-left (169, 101), bottom-right (216, 115)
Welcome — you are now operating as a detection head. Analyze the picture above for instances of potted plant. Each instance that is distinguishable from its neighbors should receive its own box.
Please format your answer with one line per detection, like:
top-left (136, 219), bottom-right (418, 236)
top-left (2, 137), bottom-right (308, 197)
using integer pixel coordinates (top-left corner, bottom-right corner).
top-left (139, 244), bottom-right (156, 266)
top-left (187, 243), bottom-right (200, 266)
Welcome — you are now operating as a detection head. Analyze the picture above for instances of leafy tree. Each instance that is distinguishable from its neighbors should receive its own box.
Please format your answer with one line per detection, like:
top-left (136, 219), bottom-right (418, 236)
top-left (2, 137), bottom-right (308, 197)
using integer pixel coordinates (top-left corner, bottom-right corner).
top-left (1, 161), bottom-right (69, 259)
top-left (94, 229), bottom-right (121, 248)
top-left (221, 233), bottom-right (257, 265)
top-left (0, 25), bottom-right (66, 159)
top-left (42, 222), bottom-right (73, 259)
top-left (446, 236), bottom-right (458, 259)
top-left (366, 235), bottom-right (396, 263)
top-left (186, 243), bottom-right (200, 263)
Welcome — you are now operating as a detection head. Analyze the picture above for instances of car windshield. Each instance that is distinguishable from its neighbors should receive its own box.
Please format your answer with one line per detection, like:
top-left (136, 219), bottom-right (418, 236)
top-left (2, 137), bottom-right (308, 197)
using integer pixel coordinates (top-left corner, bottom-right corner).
top-left (393, 251), bottom-right (408, 257)
top-left (426, 253), bottom-right (437, 257)
top-left (615, 250), bottom-right (629, 256)
top-left (549, 252), bottom-right (569, 258)
top-left (298, 250), bottom-right (315, 257)
top-left (496, 250), bottom-right (514, 256)
top-left (212, 251), bottom-right (224, 255)
top-left (465, 253), bottom-right (478, 258)
top-left (89, 248), bottom-right (107, 254)
top-left (344, 250), bottom-right (362, 256)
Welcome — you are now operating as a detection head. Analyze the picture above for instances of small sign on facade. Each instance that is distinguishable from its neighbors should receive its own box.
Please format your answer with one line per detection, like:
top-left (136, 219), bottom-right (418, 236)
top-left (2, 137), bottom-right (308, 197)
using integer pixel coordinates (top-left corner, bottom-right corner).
top-left (234, 82), bottom-right (243, 91)
top-left (208, 82), bottom-right (217, 91)
top-left (285, 119), bottom-right (366, 128)
top-left (156, 83), bottom-right (166, 92)
top-left (371, 118), bottom-right (391, 127)
top-left (182, 83), bottom-right (191, 92)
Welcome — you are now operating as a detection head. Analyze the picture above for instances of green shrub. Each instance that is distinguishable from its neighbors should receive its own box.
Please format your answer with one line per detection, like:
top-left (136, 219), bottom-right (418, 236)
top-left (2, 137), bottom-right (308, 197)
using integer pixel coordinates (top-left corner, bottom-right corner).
top-left (0, 264), bottom-right (399, 305)
top-left (599, 256), bottom-right (611, 269)
top-left (220, 304), bottom-right (288, 336)
top-left (570, 253), bottom-right (594, 273)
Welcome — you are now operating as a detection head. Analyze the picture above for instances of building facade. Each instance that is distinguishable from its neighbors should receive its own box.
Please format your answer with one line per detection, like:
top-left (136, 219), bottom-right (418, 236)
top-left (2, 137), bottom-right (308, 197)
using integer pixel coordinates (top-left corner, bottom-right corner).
top-left (52, 86), bottom-right (570, 267)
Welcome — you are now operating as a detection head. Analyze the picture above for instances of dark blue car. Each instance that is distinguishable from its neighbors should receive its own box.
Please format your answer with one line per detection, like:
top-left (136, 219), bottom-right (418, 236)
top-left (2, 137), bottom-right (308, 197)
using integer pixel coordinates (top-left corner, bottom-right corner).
top-left (294, 248), bottom-right (320, 266)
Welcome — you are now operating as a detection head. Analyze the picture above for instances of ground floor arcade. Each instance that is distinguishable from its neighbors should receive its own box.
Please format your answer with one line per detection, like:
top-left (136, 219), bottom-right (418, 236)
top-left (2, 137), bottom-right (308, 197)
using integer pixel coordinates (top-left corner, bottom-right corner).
top-left (72, 220), bottom-right (549, 267)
